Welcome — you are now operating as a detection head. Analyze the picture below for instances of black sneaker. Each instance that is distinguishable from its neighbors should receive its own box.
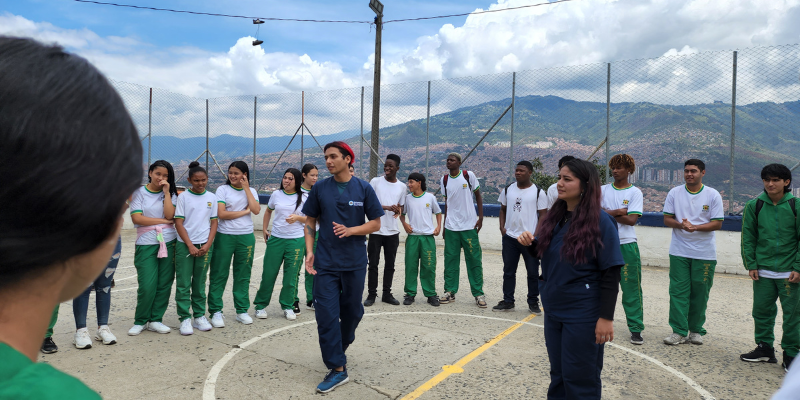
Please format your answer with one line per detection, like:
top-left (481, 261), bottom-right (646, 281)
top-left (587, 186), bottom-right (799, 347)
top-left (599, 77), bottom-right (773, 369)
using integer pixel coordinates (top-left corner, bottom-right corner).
top-left (403, 295), bottom-right (415, 305)
top-left (630, 332), bottom-right (644, 345)
top-left (427, 296), bottom-right (440, 307)
top-left (306, 301), bottom-right (315, 311)
top-left (528, 301), bottom-right (542, 315)
top-left (41, 337), bottom-right (58, 354)
top-left (740, 343), bottom-right (777, 363)
top-left (293, 301), bottom-right (301, 315)
top-left (783, 351), bottom-right (795, 372)
top-left (492, 300), bottom-right (515, 312)
top-left (363, 296), bottom-right (376, 307)
top-left (382, 294), bottom-right (400, 306)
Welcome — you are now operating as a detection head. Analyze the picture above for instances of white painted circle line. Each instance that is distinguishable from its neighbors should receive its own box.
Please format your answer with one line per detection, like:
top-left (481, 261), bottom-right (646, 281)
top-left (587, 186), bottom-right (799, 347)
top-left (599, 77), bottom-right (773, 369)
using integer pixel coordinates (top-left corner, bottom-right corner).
top-left (114, 273), bottom-right (137, 282)
top-left (202, 311), bottom-right (715, 400)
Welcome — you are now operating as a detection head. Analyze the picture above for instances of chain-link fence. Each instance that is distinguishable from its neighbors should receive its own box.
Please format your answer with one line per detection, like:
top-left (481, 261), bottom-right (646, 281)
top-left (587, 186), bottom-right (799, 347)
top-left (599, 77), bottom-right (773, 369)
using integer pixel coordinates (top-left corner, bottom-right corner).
top-left (111, 44), bottom-right (800, 213)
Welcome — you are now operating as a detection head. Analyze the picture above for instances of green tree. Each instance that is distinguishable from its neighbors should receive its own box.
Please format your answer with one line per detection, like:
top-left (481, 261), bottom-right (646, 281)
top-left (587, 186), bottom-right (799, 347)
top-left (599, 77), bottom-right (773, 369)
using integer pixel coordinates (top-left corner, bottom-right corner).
top-left (530, 157), bottom-right (558, 190)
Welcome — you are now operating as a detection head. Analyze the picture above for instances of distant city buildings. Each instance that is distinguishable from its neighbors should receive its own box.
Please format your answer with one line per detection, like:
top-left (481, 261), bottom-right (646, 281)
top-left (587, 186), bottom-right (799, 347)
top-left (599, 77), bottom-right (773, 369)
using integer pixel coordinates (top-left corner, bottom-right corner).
top-left (630, 167), bottom-right (684, 185)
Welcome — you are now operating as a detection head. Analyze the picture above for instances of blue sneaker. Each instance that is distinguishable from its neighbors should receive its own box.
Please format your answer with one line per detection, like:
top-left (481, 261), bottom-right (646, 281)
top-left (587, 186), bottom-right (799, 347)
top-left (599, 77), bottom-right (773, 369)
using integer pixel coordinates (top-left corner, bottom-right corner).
top-left (316, 368), bottom-right (349, 393)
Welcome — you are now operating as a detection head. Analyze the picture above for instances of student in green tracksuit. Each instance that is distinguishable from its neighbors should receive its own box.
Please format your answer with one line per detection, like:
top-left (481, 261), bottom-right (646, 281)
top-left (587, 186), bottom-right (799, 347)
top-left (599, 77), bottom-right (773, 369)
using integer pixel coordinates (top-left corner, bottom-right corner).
top-left (174, 161), bottom-right (218, 336)
top-left (400, 173), bottom-right (442, 306)
top-left (740, 163), bottom-right (800, 372)
top-left (208, 161), bottom-right (261, 327)
top-left (439, 153), bottom-right (486, 308)
top-left (129, 160), bottom-right (178, 336)
top-left (254, 168), bottom-right (307, 321)
top-left (0, 37), bottom-right (141, 399)
top-left (295, 163), bottom-right (319, 311)
top-left (601, 154), bottom-right (645, 345)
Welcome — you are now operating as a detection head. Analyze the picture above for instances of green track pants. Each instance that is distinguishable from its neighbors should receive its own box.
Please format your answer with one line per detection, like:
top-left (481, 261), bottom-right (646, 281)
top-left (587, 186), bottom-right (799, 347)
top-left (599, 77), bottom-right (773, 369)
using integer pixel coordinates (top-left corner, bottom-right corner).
top-left (133, 240), bottom-right (176, 325)
top-left (752, 277), bottom-right (800, 357)
top-left (405, 235), bottom-right (438, 298)
top-left (668, 255), bottom-right (716, 336)
top-left (620, 243), bottom-right (644, 333)
top-left (175, 242), bottom-right (213, 321)
top-left (254, 236), bottom-right (305, 310)
top-left (207, 232), bottom-right (255, 315)
top-left (443, 228), bottom-right (483, 297)
top-left (46, 304), bottom-right (59, 338)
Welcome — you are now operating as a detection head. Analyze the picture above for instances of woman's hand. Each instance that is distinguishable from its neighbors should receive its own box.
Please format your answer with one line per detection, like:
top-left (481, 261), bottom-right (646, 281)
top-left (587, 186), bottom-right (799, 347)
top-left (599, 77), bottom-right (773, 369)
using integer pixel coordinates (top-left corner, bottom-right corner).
top-left (262, 229), bottom-right (270, 243)
top-left (286, 214), bottom-right (301, 224)
top-left (188, 245), bottom-right (201, 257)
top-left (595, 318), bottom-right (614, 344)
top-left (241, 174), bottom-right (250, 189)
top-left (517, 231), bottom-right (534, 246)
top-left (159, 178), bottom-right (170, 193)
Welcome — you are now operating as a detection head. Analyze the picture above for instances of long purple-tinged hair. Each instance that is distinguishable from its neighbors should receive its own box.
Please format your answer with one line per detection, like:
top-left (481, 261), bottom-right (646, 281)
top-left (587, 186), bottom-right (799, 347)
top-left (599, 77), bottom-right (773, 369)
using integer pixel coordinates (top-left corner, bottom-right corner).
top-left (536, 159), bottom-right (603, 264)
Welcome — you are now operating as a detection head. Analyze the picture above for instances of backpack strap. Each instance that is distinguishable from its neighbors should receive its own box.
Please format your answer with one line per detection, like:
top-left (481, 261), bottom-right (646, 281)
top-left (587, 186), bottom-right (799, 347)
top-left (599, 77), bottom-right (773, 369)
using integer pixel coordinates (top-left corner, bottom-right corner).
top-left (463, 170), bottom-right (472, 192)
top-left (790, 197), bottom-right (797, 218)
top-left (754, 199), bottom-right (765, 222)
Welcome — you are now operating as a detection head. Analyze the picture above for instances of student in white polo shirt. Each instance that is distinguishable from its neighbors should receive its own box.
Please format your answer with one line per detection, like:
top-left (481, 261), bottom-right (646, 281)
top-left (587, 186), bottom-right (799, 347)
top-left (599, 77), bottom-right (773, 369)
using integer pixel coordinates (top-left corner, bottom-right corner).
top-left (662, 159), bottom-right (724, 346)
top-left (174, 161), bottom-right (218, 336)
top-left (494, 161), bottom-right (547, 314)
top-left (400, 173), bottom-right (442, 306)
top-left (601, 154), bottom-right (645, 345)
top-left (439, 152), bottom-right (486, 308)
top-left (547, 156), bottom-right (576, 210)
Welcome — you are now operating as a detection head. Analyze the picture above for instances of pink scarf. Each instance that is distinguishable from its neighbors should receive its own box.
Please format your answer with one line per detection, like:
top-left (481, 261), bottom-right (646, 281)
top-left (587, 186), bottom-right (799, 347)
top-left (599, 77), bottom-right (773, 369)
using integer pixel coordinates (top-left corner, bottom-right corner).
top-left (136, 223), bottom-right (173, 258)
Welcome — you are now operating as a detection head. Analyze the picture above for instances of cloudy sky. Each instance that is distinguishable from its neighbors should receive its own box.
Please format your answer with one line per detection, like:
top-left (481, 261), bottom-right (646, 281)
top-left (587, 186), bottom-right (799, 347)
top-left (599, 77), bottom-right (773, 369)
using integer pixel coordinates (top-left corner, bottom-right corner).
top-left (3, 0), bottom-right (800, 99)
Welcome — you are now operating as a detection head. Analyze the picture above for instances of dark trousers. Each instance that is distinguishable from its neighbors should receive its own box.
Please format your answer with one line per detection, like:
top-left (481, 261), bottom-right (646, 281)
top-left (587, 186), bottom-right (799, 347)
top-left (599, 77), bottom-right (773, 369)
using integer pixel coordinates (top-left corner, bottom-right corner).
top-left (367, 233), bottom-right (400, 297)
top-left (543, 314), bottom-right (604, 400)
top-left (313, 268), bottom-right (366, 370)
top-left (501, 235), bottom-right (540, 305)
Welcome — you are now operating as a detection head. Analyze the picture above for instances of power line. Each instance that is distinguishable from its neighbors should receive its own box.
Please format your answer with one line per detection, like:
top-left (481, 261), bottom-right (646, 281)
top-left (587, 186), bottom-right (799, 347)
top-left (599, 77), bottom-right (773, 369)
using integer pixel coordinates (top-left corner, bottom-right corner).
top-left (385, 0), bottom-right (578, 23)
top-left (72, 0), bottom-right (579, 25)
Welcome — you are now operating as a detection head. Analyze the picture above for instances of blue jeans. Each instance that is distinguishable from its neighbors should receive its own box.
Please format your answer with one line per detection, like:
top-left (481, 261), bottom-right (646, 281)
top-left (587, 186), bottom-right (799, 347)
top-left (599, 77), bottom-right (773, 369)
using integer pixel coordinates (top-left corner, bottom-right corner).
top-left (73, 237), bottom-right (121, 329)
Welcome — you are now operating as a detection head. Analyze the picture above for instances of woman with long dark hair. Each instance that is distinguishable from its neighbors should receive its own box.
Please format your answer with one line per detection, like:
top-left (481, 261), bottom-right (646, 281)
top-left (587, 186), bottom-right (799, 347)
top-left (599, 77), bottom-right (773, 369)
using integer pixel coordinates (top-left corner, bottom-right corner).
top-left (518, 159), bottom-right (623, 399)
top-left (254, 168), bottom-right (306, 321)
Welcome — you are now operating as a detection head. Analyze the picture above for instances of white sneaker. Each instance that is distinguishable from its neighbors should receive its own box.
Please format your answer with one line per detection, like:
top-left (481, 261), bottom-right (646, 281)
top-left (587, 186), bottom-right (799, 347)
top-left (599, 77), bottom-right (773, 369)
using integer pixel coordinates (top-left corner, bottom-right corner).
top-left (283, 309), bottom-right (297, 321)
top-left (95, 325), bottom-right (117, 345)
top-left (147, 321), bottom-right (171, 334)
top-left (210, 312), bottom-right (225, 328)
top-left (193, 316), bottom-right (213, 332)
top-left (688, 332), bottom-right (704, 345)
top-left (179, 319), bottom-right (194, 336)
top-left (128, 324), bottom-right (146, 336)
top-left (255, 309), bottom-right (268, 319)
top-left (73, 328), bottom-right (92, 349)
top-left (236, 313), bottom-right (253, 325)
top-left (663, 332), bottom-right (687, 345)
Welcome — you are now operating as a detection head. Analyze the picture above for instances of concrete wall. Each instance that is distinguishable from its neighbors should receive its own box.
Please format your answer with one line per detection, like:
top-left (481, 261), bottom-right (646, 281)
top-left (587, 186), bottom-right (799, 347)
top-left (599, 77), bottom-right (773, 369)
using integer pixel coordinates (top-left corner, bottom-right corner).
top-left (123, 212), bottom-right (747, 276)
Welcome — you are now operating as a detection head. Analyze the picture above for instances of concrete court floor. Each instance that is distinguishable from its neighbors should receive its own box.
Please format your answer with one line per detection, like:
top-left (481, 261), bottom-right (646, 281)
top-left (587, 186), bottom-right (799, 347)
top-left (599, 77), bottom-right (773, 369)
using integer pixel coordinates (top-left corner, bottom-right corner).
top-left (40, 229), bottom-right (791, 400)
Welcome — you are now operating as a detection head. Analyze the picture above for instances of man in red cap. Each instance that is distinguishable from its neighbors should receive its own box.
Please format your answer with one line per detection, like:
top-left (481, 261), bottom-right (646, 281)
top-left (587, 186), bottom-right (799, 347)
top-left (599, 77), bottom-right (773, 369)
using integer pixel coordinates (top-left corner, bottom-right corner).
top-left (302, 141), bottom-right (385, 393)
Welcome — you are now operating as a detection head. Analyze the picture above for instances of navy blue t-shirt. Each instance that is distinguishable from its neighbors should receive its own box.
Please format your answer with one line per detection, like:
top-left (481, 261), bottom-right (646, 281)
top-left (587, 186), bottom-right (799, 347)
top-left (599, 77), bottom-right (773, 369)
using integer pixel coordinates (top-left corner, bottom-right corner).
top-left (302, 176), bottom-right (384, 271)
top-left (539, 211), bottom-right (624, 323)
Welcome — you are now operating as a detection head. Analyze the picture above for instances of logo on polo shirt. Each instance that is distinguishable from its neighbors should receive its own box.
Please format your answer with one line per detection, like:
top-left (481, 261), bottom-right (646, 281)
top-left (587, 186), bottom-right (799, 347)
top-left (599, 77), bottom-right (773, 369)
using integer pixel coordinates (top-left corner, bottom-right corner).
top-left (426, 203), bottom-right (430, 208)
top-left (622, 199), bottom-right (629, 206)
top-left (207, 202), bottom-right (212, 207)
top-left (348, 201), bottom-right (364, 206)
top-left (462, 183), bottom-right (467, 188)
top-left (702, 205), bottom-right (709, 212)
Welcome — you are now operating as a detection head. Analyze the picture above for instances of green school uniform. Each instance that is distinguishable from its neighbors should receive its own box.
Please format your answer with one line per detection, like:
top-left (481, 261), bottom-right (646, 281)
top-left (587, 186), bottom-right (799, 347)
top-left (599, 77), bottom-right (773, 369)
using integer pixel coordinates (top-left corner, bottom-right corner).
top-left (0, 343), bottom-right (101, 399)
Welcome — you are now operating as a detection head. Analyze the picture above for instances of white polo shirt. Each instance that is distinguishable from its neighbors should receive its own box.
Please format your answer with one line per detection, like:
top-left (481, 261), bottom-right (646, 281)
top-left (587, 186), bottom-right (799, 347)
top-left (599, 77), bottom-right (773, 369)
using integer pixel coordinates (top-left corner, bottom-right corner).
top-left (130, 185), bottom-right (177, 245)
top-left (440, 170), bottom-right (480, 232)
top-left (215, 185), bottom-right (259, 235)
top-left (546, 183), bottom-right (559, 210)
top-left (175, 189), bottom-right (218, 244)
top-left (600, 183), bottom-right (643, 245)
top-left (402, 192), bottom-right (442, 235)
top-left (499, 182), bottom-right (548, 239)
top-left (663, 184), bottom-right (724, 260)
top-left (370, 176), bottom-right (407, 236)
top-left (267, 190), bottom-right (305, 239)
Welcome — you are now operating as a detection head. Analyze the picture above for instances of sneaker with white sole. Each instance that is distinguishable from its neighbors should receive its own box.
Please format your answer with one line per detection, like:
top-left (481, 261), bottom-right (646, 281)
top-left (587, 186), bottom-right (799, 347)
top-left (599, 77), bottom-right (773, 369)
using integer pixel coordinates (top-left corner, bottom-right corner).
top-left (440, 292), bottom-right (455, 304)
top-left (73, 328), bottom-right (92, 349)
top-left (284, 309), bottom-right (297, 321)
top-left (255, 309), bottom-right (268, 319)
top-left (475, 295), bottom-right (487, 308)
top-left (193, 316), bottom-right (213, 332)
top-left (210, 312), bottom-right (225, 328)
top-left (128, 324), bottom-right (146, 336)
top-left (236, 313), bottom-right (253, 325)
top-left (147, 321), bottom-right (171, 334)
top-left (306, 301), bottom-right (315, 311)
top-left (95, 325), bottom-right (117, 345)
top-left (687, 332), bottom-right (704, 345)
top-left (179, 319), bottom-right (194, 336)
top-left (663, 332), bottom-right (687, 345)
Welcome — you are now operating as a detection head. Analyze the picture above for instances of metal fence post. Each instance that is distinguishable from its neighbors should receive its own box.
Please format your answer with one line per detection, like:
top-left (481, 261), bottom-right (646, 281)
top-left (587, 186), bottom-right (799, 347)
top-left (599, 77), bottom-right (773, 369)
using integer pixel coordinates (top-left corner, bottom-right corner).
top-left (206, 99), bottom-right (209, 172)
top-left (253, 96), bottom-right (257, 185)
top-left (729, 51), bottom-right (738, 214)
top-left (360, 87), bottom-right (365, 180)
top-left (606, 63), bottom-right (611, 181)
top-left (426, 81), bottom-right (431, 183)
top-left (148, 88), bottom-right (152, 166)
top-left (301, 91), bottom-right (305, 166)
top-left (510, 72), bottom-right (516, 179)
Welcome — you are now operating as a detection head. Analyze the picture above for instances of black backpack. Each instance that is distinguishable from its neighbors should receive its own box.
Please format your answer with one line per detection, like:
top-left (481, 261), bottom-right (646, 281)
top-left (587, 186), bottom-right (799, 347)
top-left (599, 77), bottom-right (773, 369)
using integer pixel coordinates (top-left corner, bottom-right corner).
top-left (442, 170), bottom-right (472, 199)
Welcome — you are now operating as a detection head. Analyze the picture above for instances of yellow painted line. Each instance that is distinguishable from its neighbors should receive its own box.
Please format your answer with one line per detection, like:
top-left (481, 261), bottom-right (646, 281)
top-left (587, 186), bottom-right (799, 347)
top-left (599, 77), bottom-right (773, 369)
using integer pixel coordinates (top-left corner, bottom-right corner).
top-left (400, 313), bottom-right (538, 400)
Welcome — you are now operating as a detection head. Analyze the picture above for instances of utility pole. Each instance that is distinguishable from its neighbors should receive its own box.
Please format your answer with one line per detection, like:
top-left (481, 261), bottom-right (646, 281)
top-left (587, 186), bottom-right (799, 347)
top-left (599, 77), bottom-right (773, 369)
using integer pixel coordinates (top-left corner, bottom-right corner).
top-left (369, 0), bottom-right (383, 180)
